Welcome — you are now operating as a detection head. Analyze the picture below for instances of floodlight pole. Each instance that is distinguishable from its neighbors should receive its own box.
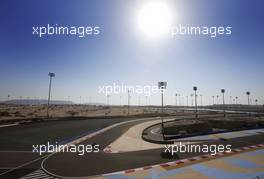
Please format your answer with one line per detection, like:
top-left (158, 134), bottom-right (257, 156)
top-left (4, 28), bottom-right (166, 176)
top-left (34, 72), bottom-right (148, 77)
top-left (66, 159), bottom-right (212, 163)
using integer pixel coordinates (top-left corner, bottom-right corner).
top-left (193, 86), bottom-right (198, 119)
top-left (161, 86), bottom-right (164, 140)
top-left (162, 90), bottom-right (164, 113)
top-left (246, 91), bottom-right (250, 117)
top-left (89, 96), bottom-right (91, 105)
top-left (127, 90), bottom-right (130, 115)
top-left (246, 91), bottom-right (250, 106)
top-left (178, 94), bottom-right (181, 106)
top-left (191, 94), bottom-right (194, 107)
top-left (221, 89), bottom-right (226, 117)
top-left (175, 93), bottom-right (177, 106)
top-left (47, 72), bottom-right (55, 118)
top-left (158, 82), bottom-right (167, 141)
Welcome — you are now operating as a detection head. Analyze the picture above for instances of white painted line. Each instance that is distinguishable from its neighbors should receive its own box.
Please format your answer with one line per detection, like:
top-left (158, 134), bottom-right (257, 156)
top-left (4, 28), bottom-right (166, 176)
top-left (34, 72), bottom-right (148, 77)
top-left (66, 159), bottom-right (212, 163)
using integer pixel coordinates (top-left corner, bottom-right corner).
top-left (24, 175), bottom-right (49, 179)
top-left (0, 155), bottom-right (47, 176)
top-left (0, 123), bottom-right (19, 128)
top-left (0, 150), bottom-right (33, 153)
top-left (24, 172), bottom-right (47, 177)
top-left (21, 169), bottom-right (58, 179)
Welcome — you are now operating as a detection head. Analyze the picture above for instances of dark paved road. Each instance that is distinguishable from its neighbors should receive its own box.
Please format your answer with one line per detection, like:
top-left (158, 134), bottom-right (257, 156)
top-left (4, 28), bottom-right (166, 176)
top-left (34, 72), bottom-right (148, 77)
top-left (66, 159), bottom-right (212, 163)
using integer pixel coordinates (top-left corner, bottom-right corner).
top-left (0, 118), bottom-right (130, 151)
top-left (0, 117), bottom-right (141, 178)
top-left (0, 115), bottom-right (263, 178)
top-left (42, 127), bottom-right (264, 178)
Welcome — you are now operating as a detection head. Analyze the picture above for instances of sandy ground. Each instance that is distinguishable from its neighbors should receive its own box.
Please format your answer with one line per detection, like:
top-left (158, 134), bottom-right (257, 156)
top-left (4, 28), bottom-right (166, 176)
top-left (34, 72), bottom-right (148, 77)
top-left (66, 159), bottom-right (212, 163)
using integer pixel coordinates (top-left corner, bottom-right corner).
top-left (0, 104), bottom-right (189, 122)
top-left (104, 118), bottom-right (202, 153)
top-left (105, 119), bottom-right (165, 152)
top-left (0, 105), bottom-right (140, 120)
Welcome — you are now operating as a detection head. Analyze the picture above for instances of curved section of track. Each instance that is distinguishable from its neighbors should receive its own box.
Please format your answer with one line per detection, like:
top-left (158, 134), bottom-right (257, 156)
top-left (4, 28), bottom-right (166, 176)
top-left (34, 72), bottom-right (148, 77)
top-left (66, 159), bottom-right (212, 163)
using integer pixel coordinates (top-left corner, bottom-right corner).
top-left (41, 116), bottom-right (264, 178)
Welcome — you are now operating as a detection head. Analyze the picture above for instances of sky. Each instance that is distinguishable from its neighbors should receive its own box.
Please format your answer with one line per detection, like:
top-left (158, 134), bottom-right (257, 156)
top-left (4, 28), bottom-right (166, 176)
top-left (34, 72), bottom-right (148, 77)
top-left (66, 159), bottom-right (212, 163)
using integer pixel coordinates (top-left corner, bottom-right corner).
top-left (0, 0), bottom-right (264, 105)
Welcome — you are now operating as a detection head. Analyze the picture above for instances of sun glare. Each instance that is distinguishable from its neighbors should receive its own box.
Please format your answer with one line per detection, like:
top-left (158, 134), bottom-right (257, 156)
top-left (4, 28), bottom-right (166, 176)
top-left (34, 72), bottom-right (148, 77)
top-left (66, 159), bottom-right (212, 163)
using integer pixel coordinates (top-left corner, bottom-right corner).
top-left (137, 1), bottom-right (172, 39)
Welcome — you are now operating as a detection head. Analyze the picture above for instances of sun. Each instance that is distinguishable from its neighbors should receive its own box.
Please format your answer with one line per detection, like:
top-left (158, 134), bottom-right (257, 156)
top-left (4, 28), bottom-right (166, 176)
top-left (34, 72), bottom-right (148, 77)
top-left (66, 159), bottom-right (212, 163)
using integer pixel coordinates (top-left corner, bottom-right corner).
top-left (137, 1), bottom-right (172, 39)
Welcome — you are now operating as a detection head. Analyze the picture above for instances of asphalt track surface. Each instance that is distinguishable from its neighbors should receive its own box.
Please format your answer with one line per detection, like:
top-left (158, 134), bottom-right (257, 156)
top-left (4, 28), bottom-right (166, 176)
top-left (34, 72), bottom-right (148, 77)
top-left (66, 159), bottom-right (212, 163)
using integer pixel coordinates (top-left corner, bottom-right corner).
top-left (0, 118), bottom-right (129, 151)
top-left (0, 115), bottom-right (264, 178)
top-left (42, 127), bottom-right (264, 178)
top-left (0, 118), bottom-right (135, 178)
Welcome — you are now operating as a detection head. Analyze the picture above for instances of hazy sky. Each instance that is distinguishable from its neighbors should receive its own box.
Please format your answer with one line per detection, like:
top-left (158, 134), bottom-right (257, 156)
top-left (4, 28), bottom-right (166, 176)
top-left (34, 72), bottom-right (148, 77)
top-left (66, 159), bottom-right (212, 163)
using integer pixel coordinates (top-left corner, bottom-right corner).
top-left (0, 0), bottom-right (264, 105)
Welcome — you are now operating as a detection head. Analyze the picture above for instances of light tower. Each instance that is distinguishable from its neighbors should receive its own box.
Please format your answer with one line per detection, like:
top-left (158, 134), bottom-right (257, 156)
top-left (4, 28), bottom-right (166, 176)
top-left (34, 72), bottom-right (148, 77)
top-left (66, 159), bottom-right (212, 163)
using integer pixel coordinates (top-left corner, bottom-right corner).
top-left (246, 91), bottom-right (251, 117)
top-left (191, 94), bottom-right (194, 107)
top-left (246, 91), bottom-right (250, 106)
top-left (178, 94), bottom-right (181, 106)
top-left (127, 90), bottom-right (131, 115)
top-left (221, 89), bottom-right (226, 117)
top-left (158, 81), bottom-right (167, 141)
top-left (47, 72), bottom-right (55, 118)
top-left (193, 86), bottom-right (198, 119)
top-left (175, 93), bottom-right (178, 106)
